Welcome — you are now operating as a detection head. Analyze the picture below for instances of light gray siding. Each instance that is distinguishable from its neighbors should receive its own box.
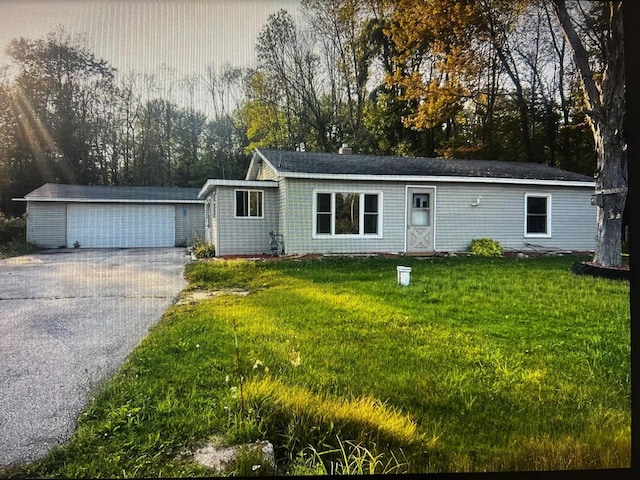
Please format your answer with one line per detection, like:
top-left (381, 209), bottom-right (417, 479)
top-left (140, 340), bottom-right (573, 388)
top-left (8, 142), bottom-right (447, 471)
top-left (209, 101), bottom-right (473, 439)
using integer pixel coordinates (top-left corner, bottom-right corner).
top-left (175, 203), bottom-right (205, 246)
top-left (277, 178), bottom-right (287, 246)
top-left (255, 160), bottom-right (279, 181)
top-left (283, 178), bottom-right (406, 254)
top-left (28, 200), bottom-right (206, 249)
top-left (205, 197), bottom-right (216, 246)
top-left (202, 173), bottom-right (595, 255)
top-left (434, 183), bottom-right (596, 251)
top-left (26, 202), bottom-right (67, 248)
top-left (280, 179), bottom-right (596, 255)
top-left (214, 186), bottom-right (279, 256)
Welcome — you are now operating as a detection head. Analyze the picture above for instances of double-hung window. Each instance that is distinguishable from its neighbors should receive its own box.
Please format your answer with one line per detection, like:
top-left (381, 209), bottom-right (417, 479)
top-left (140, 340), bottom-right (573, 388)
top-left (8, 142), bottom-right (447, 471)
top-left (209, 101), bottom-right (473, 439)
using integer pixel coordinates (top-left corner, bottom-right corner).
top-left (314, 191), bottom-right (381, 236)
top-left (235, 190), bottom-right (263, 218)
top-left (525, 194), bottom-right (551, 237)
top-left (316, 193), bottom-right (332, 234)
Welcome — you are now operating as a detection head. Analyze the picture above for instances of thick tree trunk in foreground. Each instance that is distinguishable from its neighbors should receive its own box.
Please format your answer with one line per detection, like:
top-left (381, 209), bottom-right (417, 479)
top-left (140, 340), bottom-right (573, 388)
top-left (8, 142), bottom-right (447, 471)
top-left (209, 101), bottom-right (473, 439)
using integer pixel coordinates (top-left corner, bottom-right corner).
top-left (593, 122), bottom-right (627, 267)
top-left (552, 0), bottom-right (627, 267)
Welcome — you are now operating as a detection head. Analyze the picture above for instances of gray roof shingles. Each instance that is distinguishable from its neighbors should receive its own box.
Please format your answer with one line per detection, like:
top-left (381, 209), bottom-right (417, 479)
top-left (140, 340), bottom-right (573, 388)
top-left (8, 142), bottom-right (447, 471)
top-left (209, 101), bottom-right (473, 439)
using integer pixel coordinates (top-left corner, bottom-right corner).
top-left (259, 149), bottom-right (594, 183)
top-left (25, 183), bottom-right (202, 201)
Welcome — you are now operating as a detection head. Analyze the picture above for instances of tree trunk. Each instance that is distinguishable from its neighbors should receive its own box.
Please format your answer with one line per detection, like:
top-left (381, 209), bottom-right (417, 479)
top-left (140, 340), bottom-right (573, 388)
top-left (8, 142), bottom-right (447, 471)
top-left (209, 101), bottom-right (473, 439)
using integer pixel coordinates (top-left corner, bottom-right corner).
top-left (593, 122), bottom-right (627, 267)
top-left (552, 0), bottom-right (626, 267)
top-left (592, 2), bottom-right (627, 267)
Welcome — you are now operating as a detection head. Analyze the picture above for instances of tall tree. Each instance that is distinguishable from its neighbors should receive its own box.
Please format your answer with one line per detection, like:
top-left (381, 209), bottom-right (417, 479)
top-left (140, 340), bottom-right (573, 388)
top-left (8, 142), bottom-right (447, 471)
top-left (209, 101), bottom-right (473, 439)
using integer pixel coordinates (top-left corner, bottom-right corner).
top-left (302, 0), bottom-right (374, 146)
top-left (551, 0), bottom-right (626, 267)
top-left (6, 29), bottom-right (115, 185)
top-left (387, 0), bottom-right (552, 161)
top-left (255, 9), bottom-right (334, 151)
top-left (202, 63), bottom-right (251, 178)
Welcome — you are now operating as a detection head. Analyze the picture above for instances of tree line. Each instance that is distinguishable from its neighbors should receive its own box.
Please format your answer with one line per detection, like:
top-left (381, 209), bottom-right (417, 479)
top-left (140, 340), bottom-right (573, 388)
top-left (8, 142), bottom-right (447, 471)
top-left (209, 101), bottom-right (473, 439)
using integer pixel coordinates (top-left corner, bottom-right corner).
top-left (0, 1), bottom-right (609, 219)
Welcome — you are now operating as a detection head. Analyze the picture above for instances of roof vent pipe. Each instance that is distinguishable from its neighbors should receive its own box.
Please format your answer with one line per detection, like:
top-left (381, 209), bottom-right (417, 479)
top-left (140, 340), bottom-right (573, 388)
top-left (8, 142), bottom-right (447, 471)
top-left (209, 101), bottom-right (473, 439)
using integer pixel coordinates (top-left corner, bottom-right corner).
top-left (339, 143), bottom-right (352, 155)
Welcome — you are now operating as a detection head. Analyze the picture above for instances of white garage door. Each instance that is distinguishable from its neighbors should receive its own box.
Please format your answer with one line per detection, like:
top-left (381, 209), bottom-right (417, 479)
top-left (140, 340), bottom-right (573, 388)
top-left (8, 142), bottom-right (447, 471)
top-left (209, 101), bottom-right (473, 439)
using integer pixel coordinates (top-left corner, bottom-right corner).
top-left (67, 203), bottom-right (176, 248)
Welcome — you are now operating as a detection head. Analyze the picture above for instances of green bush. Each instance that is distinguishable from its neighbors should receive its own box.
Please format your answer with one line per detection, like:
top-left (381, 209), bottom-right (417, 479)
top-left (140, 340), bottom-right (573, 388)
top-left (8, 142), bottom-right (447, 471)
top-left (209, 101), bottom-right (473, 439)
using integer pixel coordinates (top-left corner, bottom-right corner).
top-left (192, 240), bottom-right (216, 258)
top-left (0, 213), bottom-right (37, 258)
top-left (0, 212), bottom-right (26, 244)
top-left (470, 238), bottom-right (503, 257)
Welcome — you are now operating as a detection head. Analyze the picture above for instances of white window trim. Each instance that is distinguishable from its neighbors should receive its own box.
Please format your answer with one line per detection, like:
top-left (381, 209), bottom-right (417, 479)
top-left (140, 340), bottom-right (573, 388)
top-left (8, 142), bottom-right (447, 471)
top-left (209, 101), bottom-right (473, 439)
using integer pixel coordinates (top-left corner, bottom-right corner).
top-left (234, 189), bottom-right (264, 219)
top-left (312, 189), bottom-right (383, 239)
top-left (524, 193), bottom-right (552, 238)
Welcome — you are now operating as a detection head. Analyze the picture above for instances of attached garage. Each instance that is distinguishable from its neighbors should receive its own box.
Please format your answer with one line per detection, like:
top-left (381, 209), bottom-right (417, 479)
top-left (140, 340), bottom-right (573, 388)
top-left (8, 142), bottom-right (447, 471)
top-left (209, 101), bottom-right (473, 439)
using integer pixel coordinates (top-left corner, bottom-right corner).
top-left (18, 184), bottom-right (205, 249)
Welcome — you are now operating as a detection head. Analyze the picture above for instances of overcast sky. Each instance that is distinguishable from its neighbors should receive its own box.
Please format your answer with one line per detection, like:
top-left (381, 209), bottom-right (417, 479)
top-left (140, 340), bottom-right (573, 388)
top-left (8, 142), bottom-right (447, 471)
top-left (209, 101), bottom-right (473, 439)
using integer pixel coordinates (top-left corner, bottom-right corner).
top-left (0, 0), bottom-right (301, 93)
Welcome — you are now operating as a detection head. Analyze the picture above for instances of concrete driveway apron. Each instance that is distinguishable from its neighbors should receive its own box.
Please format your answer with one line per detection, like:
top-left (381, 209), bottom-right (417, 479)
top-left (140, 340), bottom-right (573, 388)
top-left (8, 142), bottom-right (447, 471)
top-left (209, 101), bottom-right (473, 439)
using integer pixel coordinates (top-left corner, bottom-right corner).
top-left (0, 248), bottom-right (189, 468)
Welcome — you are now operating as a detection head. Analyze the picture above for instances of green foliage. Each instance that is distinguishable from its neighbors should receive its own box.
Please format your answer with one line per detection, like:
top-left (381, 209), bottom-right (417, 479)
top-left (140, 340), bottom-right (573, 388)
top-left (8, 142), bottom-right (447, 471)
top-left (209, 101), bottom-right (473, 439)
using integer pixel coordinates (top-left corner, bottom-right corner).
top-left (0, 212), bottom-right (25, 244)
top-left (0, 212), bottom-right (37, 258)
top-left (470, 238), bottom-right (503, 257)
top-left (0, 239), bottom-right (38, 259)
top-left (12, 257), bottom-right (630, 476)
top-left (192, 240), bottom-right (216, 259)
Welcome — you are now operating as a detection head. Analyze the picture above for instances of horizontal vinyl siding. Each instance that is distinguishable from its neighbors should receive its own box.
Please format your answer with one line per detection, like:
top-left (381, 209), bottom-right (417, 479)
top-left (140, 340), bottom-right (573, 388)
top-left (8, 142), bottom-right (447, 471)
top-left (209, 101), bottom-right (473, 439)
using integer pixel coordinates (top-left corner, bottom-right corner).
top-left (175, 203), bottom-right (205, 246)
top-left (26, 202), bottom-right (67, 248)
top-left (539, 188), bottom-right (596, 250)
top-left (277, 179), bottom-right (287, 245)
top-left (216, 186), bottom-right (278, 256)
top-left (208, 199), bottom-right (217, 246)
top-left (210, 215), bottom-right (217, 247)
top-left (284, 179), bottom-right (405, 254)
top-left (256, 161), bottom-right (279, 181)
top-left (434, 184), bottom-right (596, 251)
top-left (204, 195), bottom-right (217, 246)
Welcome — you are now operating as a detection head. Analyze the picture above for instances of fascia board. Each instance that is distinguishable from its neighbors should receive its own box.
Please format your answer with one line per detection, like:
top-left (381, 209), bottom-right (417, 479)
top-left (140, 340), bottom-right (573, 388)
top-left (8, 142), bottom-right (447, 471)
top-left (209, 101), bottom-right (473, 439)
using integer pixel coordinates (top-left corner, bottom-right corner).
top-left (20, 198), bottom-right (205, 204)
top-left (277, 171), bottom-right (595, 188)
top-left (198, 178), bottom-right (278, 199)
top-left (200, 179), bottom-right (277, 188)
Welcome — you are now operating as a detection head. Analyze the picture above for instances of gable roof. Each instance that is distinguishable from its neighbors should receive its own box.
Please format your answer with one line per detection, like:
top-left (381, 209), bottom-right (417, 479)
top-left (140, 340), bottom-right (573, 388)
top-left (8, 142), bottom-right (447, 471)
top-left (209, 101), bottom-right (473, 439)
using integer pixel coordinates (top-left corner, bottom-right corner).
top-left (253, 149), bottom-right (595, 186)
top-left (21, 183), bottom-right (203, 203)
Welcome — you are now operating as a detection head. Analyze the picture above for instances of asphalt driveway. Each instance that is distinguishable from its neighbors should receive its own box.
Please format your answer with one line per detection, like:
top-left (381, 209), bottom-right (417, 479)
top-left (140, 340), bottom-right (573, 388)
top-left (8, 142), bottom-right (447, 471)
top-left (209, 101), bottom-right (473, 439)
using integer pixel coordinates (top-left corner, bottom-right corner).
top-left (0, 248), bottom-right (190, 468)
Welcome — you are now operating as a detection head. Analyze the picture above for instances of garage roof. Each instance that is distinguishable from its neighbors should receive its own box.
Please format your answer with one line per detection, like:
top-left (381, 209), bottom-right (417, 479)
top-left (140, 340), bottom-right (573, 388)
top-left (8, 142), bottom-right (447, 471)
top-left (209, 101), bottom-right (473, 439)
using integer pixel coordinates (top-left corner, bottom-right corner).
top-left (20, 183), bottom-right (204, 203)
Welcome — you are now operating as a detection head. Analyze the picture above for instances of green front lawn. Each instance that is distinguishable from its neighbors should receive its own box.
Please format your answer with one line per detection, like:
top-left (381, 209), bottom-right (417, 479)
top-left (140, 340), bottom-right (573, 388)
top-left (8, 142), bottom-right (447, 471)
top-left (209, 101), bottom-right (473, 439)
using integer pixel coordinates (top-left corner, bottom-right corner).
top-left (13, 256), bottom-right (631, 476)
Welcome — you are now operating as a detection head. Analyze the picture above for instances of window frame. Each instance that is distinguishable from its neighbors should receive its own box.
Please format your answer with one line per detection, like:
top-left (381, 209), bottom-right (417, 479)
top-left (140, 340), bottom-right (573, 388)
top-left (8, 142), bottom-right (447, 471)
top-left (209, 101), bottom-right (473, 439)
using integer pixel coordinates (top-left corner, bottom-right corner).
top-left (234, 189), bottom-right (264, 219)
top-left (524, 193), bottom-right (552, 238)
top-left (410, 192), bottom-right (431, 227)
top-left (312, 190), bottom-right (383, 238)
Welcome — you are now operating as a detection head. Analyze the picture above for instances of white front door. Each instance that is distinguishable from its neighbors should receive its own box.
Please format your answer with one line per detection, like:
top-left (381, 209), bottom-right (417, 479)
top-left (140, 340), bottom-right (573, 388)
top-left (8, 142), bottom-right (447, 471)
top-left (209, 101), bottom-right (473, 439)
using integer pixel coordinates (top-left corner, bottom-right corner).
top-left (406, 187), bottom-right (435, 253)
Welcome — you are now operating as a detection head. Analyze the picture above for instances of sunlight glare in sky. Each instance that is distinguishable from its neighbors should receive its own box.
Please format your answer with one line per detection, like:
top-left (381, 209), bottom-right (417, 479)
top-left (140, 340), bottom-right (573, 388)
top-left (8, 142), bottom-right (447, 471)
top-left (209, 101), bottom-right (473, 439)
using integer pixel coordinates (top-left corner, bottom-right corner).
top-left (0, 0), bottom-right (301, 77)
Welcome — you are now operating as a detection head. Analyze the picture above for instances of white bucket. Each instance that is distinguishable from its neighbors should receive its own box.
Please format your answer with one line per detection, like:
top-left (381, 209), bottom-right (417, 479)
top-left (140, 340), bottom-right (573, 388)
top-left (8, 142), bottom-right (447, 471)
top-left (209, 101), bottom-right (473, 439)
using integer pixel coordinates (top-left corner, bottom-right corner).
top-left (397, 266), bottom-right (412, 286)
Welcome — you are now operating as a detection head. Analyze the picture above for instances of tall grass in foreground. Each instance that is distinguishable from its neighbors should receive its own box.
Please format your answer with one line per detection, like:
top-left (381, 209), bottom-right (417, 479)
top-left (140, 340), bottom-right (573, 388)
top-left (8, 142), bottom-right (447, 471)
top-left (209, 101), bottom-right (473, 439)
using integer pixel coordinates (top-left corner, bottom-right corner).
top-left (11, 256), bottom-right (630, 477)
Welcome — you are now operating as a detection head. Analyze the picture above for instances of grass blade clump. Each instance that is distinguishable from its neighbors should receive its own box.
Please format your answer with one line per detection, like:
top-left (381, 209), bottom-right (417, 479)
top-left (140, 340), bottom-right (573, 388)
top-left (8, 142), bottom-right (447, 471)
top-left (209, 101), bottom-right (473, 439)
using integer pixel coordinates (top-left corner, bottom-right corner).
top-left (232, 378), bottom-right (433, 473)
